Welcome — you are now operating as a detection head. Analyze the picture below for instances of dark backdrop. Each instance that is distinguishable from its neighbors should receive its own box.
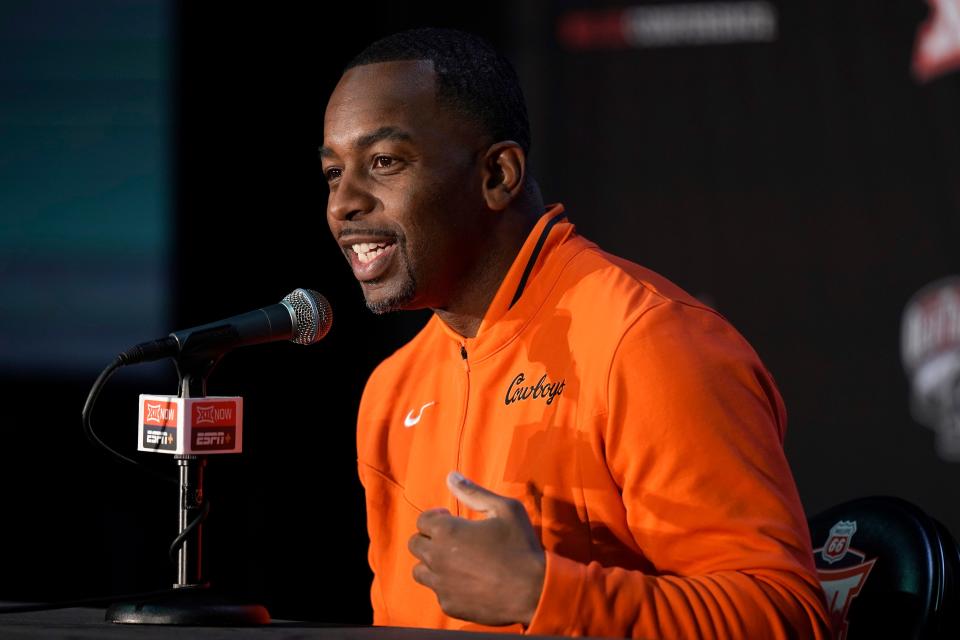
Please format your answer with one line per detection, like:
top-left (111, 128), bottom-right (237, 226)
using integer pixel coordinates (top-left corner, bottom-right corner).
top-left (518, 0), bottom-right (960, 532)
top-left (1, 0), bottom-right (958, 626)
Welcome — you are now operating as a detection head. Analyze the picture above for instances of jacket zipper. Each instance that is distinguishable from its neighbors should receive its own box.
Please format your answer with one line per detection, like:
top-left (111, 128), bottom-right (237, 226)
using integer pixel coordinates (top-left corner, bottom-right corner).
top-left (455, 342), bottom-right (470, 517)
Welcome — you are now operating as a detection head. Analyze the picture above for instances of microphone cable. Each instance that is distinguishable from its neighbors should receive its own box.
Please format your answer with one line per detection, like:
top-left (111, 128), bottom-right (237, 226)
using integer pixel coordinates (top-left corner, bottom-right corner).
top-left (82, 355), bottom-right (177, 486)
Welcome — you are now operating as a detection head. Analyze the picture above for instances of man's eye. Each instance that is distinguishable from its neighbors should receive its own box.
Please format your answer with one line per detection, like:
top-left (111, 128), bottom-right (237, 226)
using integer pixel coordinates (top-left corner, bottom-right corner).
top-left (373, 155), bottom-right (394, 169)
top-left (324, 167), bottom-right (342, 182)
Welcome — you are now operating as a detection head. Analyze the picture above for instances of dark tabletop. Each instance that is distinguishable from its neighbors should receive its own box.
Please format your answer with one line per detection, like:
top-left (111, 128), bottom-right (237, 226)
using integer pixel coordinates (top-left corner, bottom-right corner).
top-left (0, 604), bottom-right (588, 639)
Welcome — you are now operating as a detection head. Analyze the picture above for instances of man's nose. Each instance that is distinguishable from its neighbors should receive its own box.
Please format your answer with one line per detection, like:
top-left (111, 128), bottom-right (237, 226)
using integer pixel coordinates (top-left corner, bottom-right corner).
top-left (327, 172), bottom-right (376, 223)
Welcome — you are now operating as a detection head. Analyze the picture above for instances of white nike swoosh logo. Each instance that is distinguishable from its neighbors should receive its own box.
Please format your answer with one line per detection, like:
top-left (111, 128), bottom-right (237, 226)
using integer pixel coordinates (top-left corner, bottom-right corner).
top-left (404, 401), bottom-right (436, 428)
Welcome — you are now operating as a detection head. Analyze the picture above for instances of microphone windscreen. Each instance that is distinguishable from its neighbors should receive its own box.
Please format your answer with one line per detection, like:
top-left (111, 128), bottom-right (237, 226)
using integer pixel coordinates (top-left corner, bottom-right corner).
top-left (283, 288), bottom-right (332, 345)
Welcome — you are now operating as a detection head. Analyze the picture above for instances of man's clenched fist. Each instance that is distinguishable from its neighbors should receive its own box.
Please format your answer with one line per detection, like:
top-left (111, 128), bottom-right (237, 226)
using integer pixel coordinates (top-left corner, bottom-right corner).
top-left (407, 471), bottom-right (546, 627)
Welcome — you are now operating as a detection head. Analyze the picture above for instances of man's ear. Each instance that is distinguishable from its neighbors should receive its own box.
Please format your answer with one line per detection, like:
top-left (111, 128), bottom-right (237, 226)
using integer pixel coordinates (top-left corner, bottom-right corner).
top-left (481, 141), bottom-right (526, 211)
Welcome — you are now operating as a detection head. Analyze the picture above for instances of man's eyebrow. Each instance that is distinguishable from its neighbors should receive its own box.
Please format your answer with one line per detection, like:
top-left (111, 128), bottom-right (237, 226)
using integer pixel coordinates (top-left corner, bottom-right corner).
top-left (319, 126), bottom-right (414, 159)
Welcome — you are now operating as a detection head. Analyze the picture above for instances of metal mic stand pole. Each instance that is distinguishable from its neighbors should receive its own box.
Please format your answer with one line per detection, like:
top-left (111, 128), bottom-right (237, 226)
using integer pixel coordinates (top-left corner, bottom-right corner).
top-left (173, 368), bottom-right (209, 593)
top-left (106, 359), bottom-right (270, 625)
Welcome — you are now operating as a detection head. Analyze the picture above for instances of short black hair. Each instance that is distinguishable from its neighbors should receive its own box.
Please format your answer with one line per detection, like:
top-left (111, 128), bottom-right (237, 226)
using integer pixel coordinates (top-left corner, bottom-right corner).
top-left (345, 28), bottom-right (531, 156)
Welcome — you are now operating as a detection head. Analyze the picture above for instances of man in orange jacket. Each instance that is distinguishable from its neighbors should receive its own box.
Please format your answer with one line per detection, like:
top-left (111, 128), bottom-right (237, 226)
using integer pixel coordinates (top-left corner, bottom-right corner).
top-left (321, 27), bottom-right (831, 638)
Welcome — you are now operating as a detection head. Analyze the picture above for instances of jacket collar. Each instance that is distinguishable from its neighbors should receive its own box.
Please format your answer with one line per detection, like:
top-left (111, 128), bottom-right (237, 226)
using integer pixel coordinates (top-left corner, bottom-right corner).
top-left (433, 203), bottom-right (586, 362)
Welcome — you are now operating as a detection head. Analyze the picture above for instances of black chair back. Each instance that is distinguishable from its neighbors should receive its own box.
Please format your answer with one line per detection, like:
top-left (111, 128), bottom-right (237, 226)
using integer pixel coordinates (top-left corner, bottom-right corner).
top-left (808, 496), bottom-right (959, 639)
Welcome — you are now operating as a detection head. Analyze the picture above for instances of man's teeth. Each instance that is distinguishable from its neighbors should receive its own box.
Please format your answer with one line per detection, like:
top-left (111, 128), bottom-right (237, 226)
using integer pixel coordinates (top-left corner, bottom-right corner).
top-left (351, 242), bottom-right (391, 264)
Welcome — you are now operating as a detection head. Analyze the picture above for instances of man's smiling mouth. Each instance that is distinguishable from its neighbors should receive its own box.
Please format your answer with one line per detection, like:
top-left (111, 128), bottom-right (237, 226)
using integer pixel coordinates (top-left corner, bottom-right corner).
top-left (352, 241), bottom-right (394, 264)
top-left (340, 239), bottom-right (399, 282)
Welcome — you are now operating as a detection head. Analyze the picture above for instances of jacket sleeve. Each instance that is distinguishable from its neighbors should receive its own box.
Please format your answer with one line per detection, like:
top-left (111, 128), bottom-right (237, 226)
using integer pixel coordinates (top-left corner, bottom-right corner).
top-left (523, 302), bottom-right (831, 639)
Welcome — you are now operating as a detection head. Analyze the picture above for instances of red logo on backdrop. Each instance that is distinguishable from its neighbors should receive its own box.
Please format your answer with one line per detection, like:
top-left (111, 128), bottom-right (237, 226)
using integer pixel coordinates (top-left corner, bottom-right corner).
top-left (556, 3), bottom-right (777, 51)
top-left (913, 0), bottom-right (960, 82)
top-left (901, 277), bottom-right (960, 461)
top-left (192, 402), bottom-right (235, 427)
top-left (144, 401), bottom-right (177, 426)
top-left (557, 9), bottom-right (628, 50)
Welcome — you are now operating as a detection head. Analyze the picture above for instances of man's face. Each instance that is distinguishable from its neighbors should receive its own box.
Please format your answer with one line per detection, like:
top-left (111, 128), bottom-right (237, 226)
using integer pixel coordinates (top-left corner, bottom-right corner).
top-left (322, 60), bottom-right (488, 314)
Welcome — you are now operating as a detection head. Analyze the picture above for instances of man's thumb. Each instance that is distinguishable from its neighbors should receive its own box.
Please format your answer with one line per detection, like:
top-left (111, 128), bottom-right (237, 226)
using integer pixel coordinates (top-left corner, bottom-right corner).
top-left (446, 471), bottom-right (507, 516)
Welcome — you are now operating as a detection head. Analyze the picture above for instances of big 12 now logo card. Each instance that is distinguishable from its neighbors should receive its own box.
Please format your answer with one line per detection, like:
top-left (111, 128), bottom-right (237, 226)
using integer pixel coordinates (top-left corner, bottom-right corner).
top-left (138, 395), bottom-right (243, 455)
top-left (139, 395), bottom-right (180, 452)
top-left (186, 397), bottom-right (242, 454)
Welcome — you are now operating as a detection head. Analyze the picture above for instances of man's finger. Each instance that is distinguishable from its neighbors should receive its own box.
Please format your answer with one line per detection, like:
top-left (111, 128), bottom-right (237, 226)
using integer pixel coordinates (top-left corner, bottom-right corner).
top-left (446, 471), bottom-right (513, 517)
top-left (416, 507), bottom-right (453, 537)
top-left (412, 561), bottom-right (438, 591)
top-left (407, 532), bottom-right (433, 566)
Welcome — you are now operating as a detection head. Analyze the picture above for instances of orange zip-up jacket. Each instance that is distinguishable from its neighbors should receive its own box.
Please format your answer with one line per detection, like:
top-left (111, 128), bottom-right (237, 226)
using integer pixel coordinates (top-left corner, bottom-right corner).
top-left (356, 205), bottom-right (831, 638)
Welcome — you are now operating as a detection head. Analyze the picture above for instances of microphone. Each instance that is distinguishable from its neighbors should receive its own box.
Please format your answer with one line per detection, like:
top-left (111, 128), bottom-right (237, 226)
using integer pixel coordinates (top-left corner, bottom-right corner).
top-left (119, 288), bottom-right (332, 365)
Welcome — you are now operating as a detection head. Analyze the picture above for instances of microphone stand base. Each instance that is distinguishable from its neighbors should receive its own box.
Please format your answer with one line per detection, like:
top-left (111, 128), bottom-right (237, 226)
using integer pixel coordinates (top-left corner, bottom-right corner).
top-left (105, 586), bottom-right (271, 626)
